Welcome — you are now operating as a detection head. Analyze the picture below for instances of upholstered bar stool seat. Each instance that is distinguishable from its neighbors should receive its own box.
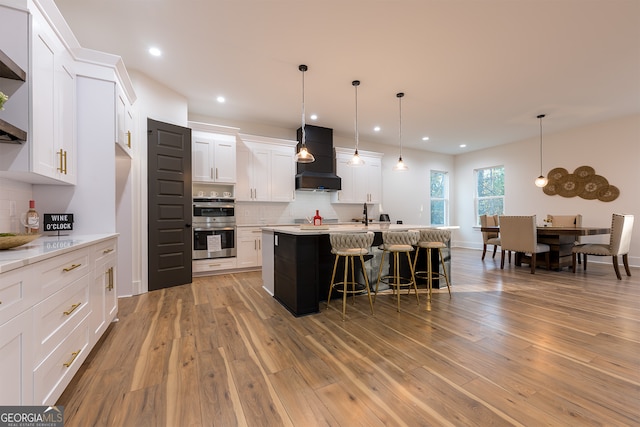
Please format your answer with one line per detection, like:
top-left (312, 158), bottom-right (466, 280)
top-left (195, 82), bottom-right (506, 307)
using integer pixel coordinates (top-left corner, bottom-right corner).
top-left (413, 229), bottom-right (452, 308)
top-left (374, 230), bottom-right (420, 312)
top-left (327, 231), bottom-right (375, 320)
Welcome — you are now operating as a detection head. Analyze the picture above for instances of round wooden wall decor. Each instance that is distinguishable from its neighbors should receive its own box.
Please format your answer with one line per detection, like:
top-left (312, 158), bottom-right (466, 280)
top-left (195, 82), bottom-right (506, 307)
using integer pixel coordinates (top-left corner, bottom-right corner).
top-left (542, 166), bottom-right (619, 202)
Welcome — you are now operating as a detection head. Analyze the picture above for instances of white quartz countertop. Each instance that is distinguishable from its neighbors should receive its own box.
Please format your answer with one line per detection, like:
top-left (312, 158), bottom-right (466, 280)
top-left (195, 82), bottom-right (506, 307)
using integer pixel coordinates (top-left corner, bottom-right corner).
top-left (261, 224), bottom-right (459, 235)
top-left (0, 233), bottom-right (118, 274)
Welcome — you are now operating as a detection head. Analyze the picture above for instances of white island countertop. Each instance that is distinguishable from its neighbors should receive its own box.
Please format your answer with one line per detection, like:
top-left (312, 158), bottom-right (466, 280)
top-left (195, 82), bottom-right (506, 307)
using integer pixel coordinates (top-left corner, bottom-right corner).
top-left (0, 233), bottom-right (118, 274)
top-left (261, 224), bottom-right (459, 235)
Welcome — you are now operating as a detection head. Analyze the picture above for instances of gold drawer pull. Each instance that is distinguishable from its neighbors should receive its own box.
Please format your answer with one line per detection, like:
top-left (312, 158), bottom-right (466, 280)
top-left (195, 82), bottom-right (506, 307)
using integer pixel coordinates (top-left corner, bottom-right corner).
top-left (63, 302), bottom-right (81, 316)
top-left (63, 263), bottom-right (81, 272)
top-left (103, 248), bottom-right (114, 254)
top-left (63, 349), bottom-right (81, 368)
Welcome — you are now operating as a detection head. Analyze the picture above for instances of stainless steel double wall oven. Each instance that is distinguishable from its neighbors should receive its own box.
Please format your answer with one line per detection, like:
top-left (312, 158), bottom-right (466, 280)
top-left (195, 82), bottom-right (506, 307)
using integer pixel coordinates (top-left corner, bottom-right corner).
top-left (192, 198), bottom-right (236, 259)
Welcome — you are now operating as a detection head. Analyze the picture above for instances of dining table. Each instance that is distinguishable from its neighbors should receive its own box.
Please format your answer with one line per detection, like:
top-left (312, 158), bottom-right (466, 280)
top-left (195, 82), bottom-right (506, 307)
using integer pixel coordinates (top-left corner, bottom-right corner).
top-left (480, 225), bottom-right (611, 271)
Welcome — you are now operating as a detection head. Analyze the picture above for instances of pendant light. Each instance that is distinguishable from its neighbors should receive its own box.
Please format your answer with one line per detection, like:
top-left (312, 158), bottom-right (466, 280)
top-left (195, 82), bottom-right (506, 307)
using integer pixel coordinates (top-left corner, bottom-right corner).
top-left (295, 64), bottom-right (315, 163)
top-left (393, 92), bottom-right (408, 171)
top-left (534, 114), bottom-right (548, 187)
top-left (348, 80), bottom-right (365, 167)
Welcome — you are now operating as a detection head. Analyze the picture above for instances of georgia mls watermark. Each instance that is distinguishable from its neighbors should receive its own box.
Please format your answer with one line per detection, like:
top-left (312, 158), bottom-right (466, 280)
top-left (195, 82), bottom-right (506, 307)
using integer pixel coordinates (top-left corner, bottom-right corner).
top-left (0, 406), bottom-right (64, 427)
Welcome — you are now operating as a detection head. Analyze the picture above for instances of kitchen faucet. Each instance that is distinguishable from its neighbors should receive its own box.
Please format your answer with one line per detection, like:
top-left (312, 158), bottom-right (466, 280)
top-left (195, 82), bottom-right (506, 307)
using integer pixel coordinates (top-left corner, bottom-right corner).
top-left (363, 203), bottom-right (368, 226)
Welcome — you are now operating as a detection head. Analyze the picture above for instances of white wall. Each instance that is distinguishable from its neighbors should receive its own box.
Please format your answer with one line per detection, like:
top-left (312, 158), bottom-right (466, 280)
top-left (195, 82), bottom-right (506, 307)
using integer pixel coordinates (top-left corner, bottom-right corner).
top-left (453, 114), bottom-right (640, 266)
top-left (0, 178), bottom-right (32, 233)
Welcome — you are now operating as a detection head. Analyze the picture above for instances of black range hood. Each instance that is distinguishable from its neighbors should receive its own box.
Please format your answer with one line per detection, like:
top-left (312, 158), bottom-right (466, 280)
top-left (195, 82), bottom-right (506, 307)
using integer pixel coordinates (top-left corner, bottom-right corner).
top-left (295, 125), bottom-right (341, 191)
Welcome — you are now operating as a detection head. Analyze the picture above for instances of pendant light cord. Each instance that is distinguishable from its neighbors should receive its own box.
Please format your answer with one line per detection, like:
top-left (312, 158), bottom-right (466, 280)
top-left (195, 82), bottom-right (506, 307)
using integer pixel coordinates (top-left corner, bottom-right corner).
top-left (301, 67), bottom-right (306, 146)
top-left (353, 80), bottom-right (360, 152)
top-left (538, 114), bottom-right (545, 175)
top-left (398, 92), bottom-right (405, 159)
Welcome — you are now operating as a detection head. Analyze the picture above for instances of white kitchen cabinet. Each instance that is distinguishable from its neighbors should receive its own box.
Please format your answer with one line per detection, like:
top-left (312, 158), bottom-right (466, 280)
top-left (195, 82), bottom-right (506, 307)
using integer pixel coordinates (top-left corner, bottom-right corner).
top-left (236, 134), bottom-right (296, 202)
top-left (192, 130), bottom-right (236, 183)
top-left (0, 3), bottom-right (76, 184)
top-left (332, 148), bottom-right (383, 204)
top-left (0, 309), bottom-right (34, 405)
top-left (115, 83), bottom-right (134, 157)
top-left (236, 227), bottom-right (262, 268)
top-left (30, 4), bottom-right (76, 184)
top-left (0, 265), bottom-right (35, 405)
top-left (90, 238), bottom-right (117, 343)
top-left (0, 234), bottom-right (118, 405)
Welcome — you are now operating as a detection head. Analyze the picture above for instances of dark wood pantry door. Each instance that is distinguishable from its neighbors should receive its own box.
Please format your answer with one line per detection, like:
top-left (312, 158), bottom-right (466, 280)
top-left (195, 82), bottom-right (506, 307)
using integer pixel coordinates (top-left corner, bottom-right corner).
top-left (147, 118), bottom-right (192, 291)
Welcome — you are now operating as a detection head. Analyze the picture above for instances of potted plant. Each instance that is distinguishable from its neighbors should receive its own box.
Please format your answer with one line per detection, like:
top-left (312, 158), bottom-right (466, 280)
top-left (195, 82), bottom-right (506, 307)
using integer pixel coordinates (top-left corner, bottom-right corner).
top-left (0, 91), bottom-right (8, 110)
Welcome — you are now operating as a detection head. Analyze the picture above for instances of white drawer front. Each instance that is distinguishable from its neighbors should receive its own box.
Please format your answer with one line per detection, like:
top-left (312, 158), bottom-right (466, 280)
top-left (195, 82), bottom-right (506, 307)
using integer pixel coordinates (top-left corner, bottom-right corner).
top-left (0, 266), bottom-right (35, 326)
top-left (92, 238), bottom-right (117, 265)
top-left (33, 314), bottom-right (90, 405)
top-left (34, 274), bottom-right (90, 362)
top-left (193, 257), bottom-right (237, 273)
top-left (34, 248), bottom-right (90, 300)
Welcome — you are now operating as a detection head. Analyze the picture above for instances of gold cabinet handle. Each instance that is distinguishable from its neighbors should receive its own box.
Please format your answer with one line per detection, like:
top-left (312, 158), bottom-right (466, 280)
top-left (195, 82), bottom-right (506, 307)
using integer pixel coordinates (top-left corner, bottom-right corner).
top-left (57, 149), bottom-right (68, 174)
top-left (106, 267), bottom-right (114, 291)
top-left (63, 349), bottom-right (81, 368)
top-left (57, 148), bottom-right (64, 173)
top-left (127, 130), bottom-right (131, 148)
top-left (63, 263), bottom-right (81, 272)
top-left (63, 302), bottom-right (81, 316)
top-left (103, 248), bottom-right (114, 254)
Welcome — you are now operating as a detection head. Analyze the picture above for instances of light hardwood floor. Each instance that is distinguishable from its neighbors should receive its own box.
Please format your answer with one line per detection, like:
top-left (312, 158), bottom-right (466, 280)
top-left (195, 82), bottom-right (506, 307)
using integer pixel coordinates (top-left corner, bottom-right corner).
top-left (57, 248), bottom-right (640, 426)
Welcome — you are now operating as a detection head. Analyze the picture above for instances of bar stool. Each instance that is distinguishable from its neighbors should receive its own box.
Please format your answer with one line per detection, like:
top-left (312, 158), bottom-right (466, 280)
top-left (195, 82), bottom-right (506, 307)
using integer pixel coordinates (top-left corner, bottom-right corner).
top-left (327, 231), bottom-right (375, 320)
top-left (374, 230), bottom-right (420, 312)
top-left (413, 229), bottom-right (451, 308)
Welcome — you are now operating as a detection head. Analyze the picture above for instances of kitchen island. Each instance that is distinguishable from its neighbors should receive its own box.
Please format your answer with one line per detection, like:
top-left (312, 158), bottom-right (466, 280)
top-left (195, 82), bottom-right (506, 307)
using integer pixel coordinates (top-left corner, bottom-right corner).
top-left (261, 224), bottom-right (455, 316)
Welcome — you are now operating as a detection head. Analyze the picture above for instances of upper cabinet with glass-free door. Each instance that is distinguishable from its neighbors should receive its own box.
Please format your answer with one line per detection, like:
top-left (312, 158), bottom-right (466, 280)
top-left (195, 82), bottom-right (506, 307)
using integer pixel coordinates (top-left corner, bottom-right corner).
top-left (332, 147), bottom-right (382, 204)
top-left (190, 122), bottom-right (238, 183)
top-left (0, 3), bottom-right (76, 184)
top-left (236, 134), bottom-right (296, 202)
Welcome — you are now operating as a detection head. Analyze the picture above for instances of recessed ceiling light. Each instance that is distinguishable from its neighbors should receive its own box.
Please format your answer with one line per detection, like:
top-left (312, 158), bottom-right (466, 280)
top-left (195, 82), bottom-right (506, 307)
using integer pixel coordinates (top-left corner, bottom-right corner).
top-left (459, 144), bottom-right (467, 148)
top-left (148, 47), bottom-right (162, 57)
top-left (310, 114), bottom-right (318, 120)
top-left (422, 136), bottom-right (429, 141)
top-left (216, 96), bottom-right (225, 103)
top-left (374, 126), bottom-right (381, 132)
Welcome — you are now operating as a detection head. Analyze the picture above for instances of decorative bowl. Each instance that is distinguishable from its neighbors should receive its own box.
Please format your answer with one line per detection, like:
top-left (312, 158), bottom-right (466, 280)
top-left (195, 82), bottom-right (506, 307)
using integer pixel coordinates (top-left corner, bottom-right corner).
top-left (0, 233), bottom-right (41, 250)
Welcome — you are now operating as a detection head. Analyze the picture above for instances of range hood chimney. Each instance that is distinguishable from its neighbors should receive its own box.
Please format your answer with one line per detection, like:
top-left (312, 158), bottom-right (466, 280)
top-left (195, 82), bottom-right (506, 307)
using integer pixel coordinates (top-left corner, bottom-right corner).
top-left (295, 125), bottom-right (342, 191)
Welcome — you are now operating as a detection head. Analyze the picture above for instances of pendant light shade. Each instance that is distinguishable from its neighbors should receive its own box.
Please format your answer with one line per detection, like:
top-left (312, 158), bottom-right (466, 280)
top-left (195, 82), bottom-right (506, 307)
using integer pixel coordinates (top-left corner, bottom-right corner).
top-left (295, 64), bottom-right (315, 163)
top-left (393, 92), bottom-right (408, 171)
top-left (348, 80), bottom-right (365, 167)
top-left (534, 114), bottom-right (548, 187)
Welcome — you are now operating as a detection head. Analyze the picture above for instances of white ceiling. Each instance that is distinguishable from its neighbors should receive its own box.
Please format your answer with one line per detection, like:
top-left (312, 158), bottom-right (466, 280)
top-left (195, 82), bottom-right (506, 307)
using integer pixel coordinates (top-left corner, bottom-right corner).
top-left (52, 0), bottom-right (640, 154)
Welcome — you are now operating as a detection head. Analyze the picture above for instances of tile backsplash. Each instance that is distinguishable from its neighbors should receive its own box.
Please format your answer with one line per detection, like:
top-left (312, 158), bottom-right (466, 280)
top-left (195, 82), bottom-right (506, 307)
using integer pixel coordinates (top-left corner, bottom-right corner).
top-left (236, 190), bottom-right (381, 225)
top-left (0, 178), bottom-right (33, 233)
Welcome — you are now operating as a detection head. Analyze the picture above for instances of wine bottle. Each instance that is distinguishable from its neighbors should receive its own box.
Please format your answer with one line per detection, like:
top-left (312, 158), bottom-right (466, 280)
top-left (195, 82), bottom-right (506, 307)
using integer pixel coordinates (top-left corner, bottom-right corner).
top-left (25, 200), bottom-right (40, 234)
top-left (313, 210), bottom-right (322, 226)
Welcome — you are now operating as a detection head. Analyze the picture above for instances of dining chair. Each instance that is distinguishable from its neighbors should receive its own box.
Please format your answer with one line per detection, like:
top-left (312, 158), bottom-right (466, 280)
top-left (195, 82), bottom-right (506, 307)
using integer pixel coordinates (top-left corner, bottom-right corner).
top-left (498, 215), bottom-right (550, 274)
top-left (572, 213), bottom-right (634, 280)
top-left (547, 214), bottom-right (583, 263)
top-left (480, 214), bottom-right (501, 260)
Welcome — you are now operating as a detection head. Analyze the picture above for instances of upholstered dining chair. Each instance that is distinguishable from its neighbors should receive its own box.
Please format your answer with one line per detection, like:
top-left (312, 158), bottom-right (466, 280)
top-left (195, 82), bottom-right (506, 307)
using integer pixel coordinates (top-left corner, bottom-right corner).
top-left (572, 213), bottom-right (634, 280)
top-left (498, 215), bottom-right (550, 274)
top-left (480, 214), bottom-right (501, 260)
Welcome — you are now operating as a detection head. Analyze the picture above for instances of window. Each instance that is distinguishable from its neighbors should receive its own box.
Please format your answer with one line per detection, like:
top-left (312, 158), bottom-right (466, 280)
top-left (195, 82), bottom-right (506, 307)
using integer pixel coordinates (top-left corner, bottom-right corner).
top-left (475, 166), bottom-right (504, 224)
top-left (430, 170), bottom-right (448, 225)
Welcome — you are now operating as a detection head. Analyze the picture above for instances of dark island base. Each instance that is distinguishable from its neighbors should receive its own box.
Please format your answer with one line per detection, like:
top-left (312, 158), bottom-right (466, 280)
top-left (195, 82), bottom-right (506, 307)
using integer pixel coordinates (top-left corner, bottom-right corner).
top-left (273, 231), bottom-right (451, 317)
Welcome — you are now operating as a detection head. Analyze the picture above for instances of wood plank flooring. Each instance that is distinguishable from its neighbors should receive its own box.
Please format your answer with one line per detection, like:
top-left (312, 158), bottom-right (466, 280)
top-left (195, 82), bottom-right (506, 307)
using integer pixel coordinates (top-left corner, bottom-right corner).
top-left (57, 248), bottom-right (640, 426)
